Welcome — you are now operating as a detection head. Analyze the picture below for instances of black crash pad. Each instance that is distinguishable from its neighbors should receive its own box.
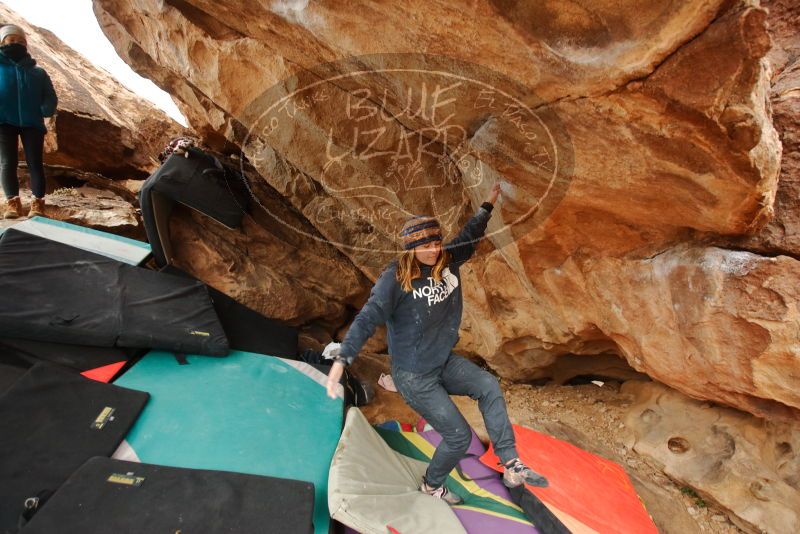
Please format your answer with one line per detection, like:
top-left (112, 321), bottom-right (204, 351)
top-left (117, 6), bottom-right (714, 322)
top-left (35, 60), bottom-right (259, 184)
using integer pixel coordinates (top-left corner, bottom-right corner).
top-left (0, 364), bottom-right (149, 532)
top-left (21, 457), bottom-right (315, 534)
top-left (0, 229), bottom-right (229, 356)
top-left (160, 265), bottom-right (298, 358)
top-left (140, 147), bottom-right (249, 267)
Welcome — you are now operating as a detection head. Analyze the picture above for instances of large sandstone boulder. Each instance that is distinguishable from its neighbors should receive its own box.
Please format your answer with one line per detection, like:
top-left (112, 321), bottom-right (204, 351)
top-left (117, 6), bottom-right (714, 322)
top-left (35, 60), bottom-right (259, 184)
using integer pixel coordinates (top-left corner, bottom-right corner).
top-left (623, 380), bottom-right (800, 534)
top-left (92, 0), bottom-right (800, 423)
top-left (727, 0), bottom-right (800, 257)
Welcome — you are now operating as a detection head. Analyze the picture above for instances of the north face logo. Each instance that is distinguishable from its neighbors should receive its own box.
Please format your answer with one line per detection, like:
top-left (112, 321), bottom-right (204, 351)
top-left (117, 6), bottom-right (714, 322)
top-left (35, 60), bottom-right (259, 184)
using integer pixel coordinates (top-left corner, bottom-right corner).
top-left (412, 267), bottom-right (459, 306)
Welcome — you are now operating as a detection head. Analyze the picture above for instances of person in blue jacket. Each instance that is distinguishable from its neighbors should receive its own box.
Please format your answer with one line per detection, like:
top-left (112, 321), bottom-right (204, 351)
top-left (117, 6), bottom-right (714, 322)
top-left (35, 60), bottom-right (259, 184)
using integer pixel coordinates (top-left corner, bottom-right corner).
top-left (0, 24), bottom-right (57, 219)
top-left (326, 182), bottom-right (549, 505)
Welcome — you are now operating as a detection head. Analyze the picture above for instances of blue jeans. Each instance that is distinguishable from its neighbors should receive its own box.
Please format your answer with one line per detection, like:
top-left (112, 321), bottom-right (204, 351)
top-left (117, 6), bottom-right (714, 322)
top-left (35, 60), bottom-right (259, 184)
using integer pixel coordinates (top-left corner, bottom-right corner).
top-left (391, 352), bottom-right (518, 487)
top-left (0, 124), bottom-right (46, 199)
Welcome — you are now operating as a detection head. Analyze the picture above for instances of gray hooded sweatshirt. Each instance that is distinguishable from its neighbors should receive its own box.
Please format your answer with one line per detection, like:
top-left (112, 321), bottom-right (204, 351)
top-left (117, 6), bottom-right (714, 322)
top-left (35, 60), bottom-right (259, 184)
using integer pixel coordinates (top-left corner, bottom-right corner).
top-left (338, 203), bottom-right (493, 372)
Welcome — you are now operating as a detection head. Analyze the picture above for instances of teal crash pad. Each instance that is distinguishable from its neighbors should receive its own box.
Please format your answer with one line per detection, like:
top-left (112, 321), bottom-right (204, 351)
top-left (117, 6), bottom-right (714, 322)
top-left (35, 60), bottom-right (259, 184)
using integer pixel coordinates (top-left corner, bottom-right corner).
top-left (113, 350), bottom-right (343, 534)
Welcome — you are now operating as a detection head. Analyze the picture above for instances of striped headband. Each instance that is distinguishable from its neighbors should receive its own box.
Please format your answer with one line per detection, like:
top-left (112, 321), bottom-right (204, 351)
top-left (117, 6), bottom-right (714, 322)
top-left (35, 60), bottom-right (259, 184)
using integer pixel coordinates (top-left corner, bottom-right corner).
top-left (399, 215), bottom-right (442, 250)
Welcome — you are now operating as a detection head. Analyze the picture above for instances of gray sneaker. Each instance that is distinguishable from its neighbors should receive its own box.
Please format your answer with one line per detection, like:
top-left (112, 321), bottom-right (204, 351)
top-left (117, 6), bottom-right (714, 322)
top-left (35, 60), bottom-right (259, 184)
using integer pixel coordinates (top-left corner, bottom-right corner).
top-left (420, 477), bottom-right (463, 505)
top-left (502, 458), bottom-right (549, 488)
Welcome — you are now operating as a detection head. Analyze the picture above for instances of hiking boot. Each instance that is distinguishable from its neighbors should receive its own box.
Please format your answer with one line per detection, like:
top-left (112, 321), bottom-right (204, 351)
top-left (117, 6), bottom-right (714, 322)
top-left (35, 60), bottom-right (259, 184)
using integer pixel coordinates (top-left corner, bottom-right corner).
top-left (420, 477), bottom-right (463, 505)
top-left (28, 197), bottom-right (45, 217)
top-left (502, 458), bottom-right (549, 488)
top-left (4, 196), bottom-right (22, 219)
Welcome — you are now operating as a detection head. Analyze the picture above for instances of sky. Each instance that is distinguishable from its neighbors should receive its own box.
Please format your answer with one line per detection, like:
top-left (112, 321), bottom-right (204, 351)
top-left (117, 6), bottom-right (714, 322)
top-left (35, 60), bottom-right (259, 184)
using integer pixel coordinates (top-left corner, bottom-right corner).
top-left (1, 0), bottom-right (188, 126)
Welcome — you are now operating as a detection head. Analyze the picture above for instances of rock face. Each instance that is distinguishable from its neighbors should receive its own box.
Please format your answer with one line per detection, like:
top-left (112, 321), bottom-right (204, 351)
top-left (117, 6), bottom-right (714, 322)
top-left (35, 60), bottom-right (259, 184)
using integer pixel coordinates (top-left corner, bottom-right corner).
top-left (623, 381), bottom-right (800, 534)
top-left (0, 4), bottom-right (182, 179)
top-left (728, 0), bottom-right (800, 257)
top-left (92, 0), bottom-right (800, 424)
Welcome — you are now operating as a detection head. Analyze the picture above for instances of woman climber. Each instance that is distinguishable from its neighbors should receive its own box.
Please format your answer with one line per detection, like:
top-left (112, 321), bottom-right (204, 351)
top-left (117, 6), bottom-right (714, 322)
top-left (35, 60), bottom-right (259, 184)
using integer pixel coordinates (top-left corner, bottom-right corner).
top-left (326, 182), bottom-right (549, 504)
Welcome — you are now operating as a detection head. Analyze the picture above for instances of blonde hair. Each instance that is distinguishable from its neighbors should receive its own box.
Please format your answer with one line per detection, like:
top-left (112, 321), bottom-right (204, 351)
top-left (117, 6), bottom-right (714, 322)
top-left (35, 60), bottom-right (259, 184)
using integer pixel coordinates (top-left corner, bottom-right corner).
top-left (396, 247), bottom-right (451, 292)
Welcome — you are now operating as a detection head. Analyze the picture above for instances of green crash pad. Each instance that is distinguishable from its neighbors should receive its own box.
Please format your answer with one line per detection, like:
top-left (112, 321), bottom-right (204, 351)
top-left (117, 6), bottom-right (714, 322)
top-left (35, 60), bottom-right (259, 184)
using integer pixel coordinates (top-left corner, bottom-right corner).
top-left (113, 350), bottom-right (343, 534)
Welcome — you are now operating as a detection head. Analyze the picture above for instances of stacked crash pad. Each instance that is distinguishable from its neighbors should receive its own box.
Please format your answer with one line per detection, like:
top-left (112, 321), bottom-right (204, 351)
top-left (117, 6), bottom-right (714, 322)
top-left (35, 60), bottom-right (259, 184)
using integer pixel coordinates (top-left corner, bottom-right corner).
top-left (20, 457), bottom-right (315, 534)
top-left (159, 265), bottom-right (298, 358)
top-left (0, 337), bottom-right (133, 384)
top-left (330, 408), bottom-right (658, 534)
top-left (0, 364), bottom-right (149, 532)
top-left (0, 166), bottom-right (335, 531)
top-left (376, 421), bottom-right (560, 534)
top-left (332, 408), bottom-right (553, 534)
top-left (329, 408), bottom-right (467, 534)
top-left (0, 217), bottom-right (295, 361)
top-left (0, 228), bottom-right (228, 355)
top-left (0, 219), bottom-right (171, 390)
top-left (113, 349), bottom-right (344, 534)
top-left (0, 216), bottom-right (152, 266)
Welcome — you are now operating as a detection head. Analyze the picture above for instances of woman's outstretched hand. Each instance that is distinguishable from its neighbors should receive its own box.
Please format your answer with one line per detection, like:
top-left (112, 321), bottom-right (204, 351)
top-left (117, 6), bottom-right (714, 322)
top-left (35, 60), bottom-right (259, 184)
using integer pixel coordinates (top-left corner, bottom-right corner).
top-left (485, 182), bottom-right (502, 205)
top-left (326, 361), bottom-right (345, 399)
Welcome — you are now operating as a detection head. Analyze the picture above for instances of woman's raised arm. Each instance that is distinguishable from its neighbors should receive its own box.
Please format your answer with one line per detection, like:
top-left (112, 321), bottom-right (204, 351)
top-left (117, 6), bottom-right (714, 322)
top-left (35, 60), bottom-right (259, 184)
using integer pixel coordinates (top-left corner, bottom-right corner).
top-left (445, 182), bottom-right (501, 266)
